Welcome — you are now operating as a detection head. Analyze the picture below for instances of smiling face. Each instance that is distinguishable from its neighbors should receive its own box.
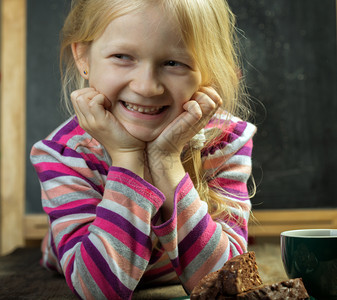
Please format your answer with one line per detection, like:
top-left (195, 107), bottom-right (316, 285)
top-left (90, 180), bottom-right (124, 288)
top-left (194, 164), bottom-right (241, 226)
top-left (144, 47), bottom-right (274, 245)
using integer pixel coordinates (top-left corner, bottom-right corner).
top-left (74, 4), bottom-right (202, 142)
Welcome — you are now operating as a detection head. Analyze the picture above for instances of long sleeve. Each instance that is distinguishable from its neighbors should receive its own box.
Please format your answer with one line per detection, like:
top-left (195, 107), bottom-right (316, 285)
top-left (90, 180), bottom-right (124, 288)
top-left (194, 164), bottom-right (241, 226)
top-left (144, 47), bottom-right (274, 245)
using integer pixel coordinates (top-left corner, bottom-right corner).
top-left (31, 118), bottom-right (166, 299)
top-left (31, 115), bottom-right (256, 298)
top-left (150, 116), bottom-right (256, 293)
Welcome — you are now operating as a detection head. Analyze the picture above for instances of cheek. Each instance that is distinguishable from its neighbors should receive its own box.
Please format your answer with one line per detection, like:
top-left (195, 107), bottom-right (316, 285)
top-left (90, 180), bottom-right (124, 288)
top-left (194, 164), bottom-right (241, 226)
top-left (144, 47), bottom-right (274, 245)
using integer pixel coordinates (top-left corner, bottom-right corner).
top-left (89, 70), bottom-right (123, 101)
top-left (177, 73), bottom-right (202, 103)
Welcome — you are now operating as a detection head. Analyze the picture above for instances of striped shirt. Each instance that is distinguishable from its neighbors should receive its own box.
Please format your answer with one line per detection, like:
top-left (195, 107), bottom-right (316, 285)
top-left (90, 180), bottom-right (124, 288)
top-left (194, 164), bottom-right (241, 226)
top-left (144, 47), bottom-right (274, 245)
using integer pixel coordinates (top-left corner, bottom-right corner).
top-left (30, 111), bottom-right (256, 299)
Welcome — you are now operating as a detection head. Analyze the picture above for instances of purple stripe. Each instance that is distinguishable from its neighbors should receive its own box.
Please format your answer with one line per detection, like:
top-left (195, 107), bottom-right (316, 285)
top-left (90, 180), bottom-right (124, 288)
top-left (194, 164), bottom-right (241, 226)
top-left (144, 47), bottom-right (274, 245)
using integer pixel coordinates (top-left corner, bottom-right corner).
top-left (170, 256), bottom-right (179, 269)
top-left (49, 204), bottom-right (97, 223)
top-left (64, 254), bottom-right (81, 298)
top-left (42, 140), bottom-right (83, 159)
top-left (98, 207), bottom-right (152, 248)
top-left (59, 235), bottom-right (84, 259)
top-left (149, 248), bottom-right (163, 264)
top-left (226, 219), bottom-right (247, 241)
top-left (236, 145), bottom-right (252, 156)
top-left (52, 118), bottom-right (79, 142)
top-left (38, 170), bottom-right (68, 182)
top-left (83, 236), bottom-right (132, 298)
top-left (43, 140), bottom-right (108, 177)
top-left (50, 234), bottom-right (58, 260)
top-left (178, 213), bottom-right (210, 257)
top-left (38, 169), bottom-right (102, 194)
top-left (230, 121), bottom-right (247, 142)
top-left (86, 160), bottom-right (108, 176)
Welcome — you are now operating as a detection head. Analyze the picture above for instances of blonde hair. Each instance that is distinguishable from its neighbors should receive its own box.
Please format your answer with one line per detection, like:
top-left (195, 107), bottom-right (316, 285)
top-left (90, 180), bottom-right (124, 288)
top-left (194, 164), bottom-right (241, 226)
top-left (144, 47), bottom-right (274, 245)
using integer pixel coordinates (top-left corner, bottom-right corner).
top-left (60, 0), bottom-right (252, 221)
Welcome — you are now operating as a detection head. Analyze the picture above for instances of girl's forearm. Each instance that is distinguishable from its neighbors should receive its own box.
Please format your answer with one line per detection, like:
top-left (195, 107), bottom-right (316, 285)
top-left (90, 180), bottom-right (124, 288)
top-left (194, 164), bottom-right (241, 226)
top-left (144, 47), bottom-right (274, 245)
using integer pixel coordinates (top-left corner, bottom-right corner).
top-left (147, 152), bottom-right (186, 221)
top-left (109, 150), bottom-right (145, 178)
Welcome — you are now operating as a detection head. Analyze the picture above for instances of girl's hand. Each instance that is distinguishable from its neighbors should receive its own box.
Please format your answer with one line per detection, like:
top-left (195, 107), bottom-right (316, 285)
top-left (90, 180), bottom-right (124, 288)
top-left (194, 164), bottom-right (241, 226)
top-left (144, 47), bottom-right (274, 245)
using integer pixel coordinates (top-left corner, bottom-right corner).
top-left (145, 87), bottom-right (222, 221)
top-left (71, 88), bottom-right (146, 175)
top-left (147, 86), bottom-right (222, 157)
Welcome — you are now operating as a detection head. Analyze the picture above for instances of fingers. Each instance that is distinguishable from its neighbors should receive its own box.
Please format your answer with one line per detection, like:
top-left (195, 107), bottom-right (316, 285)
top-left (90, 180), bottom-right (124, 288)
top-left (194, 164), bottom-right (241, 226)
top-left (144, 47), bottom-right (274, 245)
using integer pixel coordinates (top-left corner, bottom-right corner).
top-left (183, 100), bottom-right (202, 119)
top-left (192, 86), bottom-right (222, 117)
top-left (199, 86), bottom-right (223, 107)
top-left (183, 86), bottom-right (222, 129)
top-left (70, 88), bottom-right (111, 131)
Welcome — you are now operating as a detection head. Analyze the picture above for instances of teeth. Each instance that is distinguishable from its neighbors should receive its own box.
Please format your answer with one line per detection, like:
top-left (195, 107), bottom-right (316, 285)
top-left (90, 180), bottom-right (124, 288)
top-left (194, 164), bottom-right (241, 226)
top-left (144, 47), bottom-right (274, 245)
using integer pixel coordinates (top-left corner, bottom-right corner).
top-left (124, 102), bottom-right (163, 114)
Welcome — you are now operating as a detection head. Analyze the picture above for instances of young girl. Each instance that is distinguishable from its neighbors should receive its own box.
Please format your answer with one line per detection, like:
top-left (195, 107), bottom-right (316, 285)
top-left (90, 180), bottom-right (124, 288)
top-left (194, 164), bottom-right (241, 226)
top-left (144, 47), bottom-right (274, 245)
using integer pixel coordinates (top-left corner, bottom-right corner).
top-left (31, 0), bottom-right (256, 299)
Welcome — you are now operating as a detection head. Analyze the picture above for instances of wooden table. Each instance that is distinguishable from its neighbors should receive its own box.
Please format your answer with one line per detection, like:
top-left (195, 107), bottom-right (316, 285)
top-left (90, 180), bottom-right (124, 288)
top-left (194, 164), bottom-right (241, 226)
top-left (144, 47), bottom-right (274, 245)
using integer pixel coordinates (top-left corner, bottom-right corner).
top-left (0, 244), bottom-right (287, 299)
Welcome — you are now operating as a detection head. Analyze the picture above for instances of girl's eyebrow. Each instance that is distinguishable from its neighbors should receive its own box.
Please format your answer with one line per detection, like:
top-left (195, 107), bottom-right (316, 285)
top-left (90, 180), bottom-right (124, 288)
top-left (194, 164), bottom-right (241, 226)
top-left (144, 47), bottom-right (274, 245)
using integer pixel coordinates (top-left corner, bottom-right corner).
top-left (100, 41), bottom-right (138, 55)
top-left (100, 41), bottom-right (192, 60)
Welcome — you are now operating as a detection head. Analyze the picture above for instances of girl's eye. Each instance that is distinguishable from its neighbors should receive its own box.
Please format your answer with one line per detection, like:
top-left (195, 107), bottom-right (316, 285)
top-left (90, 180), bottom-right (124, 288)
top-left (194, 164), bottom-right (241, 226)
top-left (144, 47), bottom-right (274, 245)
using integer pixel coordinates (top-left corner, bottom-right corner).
top-left (165, 60), bottom-right (187, 68)
top-left (113, 54), bottom-right (131, 60)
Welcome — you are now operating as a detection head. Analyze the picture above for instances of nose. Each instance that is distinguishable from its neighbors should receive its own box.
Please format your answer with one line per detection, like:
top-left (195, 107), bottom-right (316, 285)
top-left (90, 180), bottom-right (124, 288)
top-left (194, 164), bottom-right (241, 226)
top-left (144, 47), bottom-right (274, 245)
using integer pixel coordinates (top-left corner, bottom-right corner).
top-left (129, 64), bottom-right (164, 97)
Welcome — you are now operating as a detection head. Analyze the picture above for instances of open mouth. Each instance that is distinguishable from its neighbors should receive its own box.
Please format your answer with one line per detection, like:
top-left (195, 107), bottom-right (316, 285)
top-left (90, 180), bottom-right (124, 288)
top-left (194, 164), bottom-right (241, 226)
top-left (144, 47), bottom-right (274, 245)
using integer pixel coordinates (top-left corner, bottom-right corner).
top-left (122, 101), bottom-right (167, 115)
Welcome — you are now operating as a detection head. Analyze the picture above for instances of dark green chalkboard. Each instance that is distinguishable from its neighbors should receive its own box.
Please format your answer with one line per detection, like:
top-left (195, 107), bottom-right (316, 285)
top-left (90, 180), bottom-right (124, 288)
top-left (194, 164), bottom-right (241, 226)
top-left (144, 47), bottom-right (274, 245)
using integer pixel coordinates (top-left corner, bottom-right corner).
top-left (26, 0), bottom-right (337, 213)
top-left (227, 0), bottom-right (337, 209)
top-left (26, 0), bottom-right (70, 213)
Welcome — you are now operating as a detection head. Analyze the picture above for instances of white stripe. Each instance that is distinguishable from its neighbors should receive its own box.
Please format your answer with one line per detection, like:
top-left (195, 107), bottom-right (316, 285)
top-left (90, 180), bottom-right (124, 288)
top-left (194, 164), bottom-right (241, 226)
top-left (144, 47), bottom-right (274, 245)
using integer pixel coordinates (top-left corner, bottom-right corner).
top-left (101, 201), bottom-right (150, 235)
top-left (88, 234), bottom-right (139, 290)
top-left (177, 201), bottom-right (208, 241)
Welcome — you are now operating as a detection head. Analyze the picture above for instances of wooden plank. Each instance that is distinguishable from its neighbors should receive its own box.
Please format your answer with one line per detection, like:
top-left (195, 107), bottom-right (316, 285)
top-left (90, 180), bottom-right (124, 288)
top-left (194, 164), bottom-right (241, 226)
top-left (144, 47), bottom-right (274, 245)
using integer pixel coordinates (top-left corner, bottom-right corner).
top-left (24, 214), bottom-right (49, 240)
top-left (249, 209), bottom-right (337, 236)
top-left (24, 209), bottom-right (337, 241)
top-left (0, 0), bottom-right (26, 255)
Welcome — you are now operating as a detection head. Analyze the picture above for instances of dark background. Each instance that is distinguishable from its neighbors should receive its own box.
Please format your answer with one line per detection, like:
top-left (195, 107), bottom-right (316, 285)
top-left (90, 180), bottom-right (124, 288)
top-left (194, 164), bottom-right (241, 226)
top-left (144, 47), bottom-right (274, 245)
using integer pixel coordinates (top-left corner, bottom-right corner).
top-left (26, 0), bottom-right (337, 213)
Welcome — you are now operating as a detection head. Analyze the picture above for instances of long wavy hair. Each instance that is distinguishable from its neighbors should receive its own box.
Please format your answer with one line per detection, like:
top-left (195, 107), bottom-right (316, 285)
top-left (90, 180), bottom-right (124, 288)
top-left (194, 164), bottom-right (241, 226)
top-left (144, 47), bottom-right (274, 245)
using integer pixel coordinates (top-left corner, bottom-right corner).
top-left (60, 0), bottom-right (253, 221)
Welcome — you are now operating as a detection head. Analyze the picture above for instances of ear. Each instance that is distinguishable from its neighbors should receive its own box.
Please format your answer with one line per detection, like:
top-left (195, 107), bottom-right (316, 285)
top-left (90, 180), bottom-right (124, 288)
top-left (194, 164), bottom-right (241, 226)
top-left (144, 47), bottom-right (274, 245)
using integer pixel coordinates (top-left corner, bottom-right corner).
top-left (71, 42), bottom-right (90, 80)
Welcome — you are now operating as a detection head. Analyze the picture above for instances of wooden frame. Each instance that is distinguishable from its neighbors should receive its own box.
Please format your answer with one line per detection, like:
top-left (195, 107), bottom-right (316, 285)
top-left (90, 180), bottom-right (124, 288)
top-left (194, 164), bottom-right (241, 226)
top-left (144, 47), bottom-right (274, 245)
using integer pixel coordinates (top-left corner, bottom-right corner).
top-left (0, 0), bottom-right (26, 255)
top-left (1, 0), bottom-right (337, 255)
top-left (24, 209), bottom-right (337, 242)
top-left (249, 209), bottom-right (337, 237)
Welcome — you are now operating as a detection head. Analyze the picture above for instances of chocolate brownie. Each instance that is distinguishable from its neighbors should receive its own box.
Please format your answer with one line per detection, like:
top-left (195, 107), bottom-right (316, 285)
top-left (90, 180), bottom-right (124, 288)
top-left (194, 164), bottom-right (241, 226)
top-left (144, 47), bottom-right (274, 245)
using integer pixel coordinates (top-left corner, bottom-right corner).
top-left (234, 278), bottom-right (309, 300)
top-left (190, 252), bottom-right (262, 300)
top-left (203, 278), bottom-right (309, 300)
top-left (191, 252), bottom-right (309, 300)
top-left (190, 270), bottom-right (222, 300)
top-left (219, 251), bottom-right (263, 295)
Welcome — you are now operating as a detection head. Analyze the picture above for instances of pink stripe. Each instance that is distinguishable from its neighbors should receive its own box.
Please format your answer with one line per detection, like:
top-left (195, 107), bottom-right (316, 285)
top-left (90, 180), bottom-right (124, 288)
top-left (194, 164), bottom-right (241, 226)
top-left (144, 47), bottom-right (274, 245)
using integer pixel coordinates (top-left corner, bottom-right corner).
top-left (176, 176), bottom-right (193, 203)
top-left (104, 192), bottom-right (151, 224)
top-left (184, 235), bottom-right (230, 291)
top-left (64, 255), bottom-right (76, 293)
top-left (57, 126), bottom-right (85, 145)
top-left (80, 244), bottom-right (122, 300)
top-left (152, 216), bottom-right (177, 237)
top-left (108, 171), bottom-right (163, 209)
top-left (245, 138), bottom-right (253, 148)
top-left (178, 221), bottom-right (217, 273)
top-left (44, 198), bottom-right (99, 214)
top-left (177, 195), bottom-right (201, 231)
top-left (86, 153), bottom-right (107, 167)
top-left (95, 217), bottom-right (151, 259)
top-left (59, 224), bottom-right (90, 250)
top-left (212, 177), bottom-right (248, 193)
top-left (234, 242), bottom-right (244, 255)
top-left (53, 216), bottom-right (94, 239)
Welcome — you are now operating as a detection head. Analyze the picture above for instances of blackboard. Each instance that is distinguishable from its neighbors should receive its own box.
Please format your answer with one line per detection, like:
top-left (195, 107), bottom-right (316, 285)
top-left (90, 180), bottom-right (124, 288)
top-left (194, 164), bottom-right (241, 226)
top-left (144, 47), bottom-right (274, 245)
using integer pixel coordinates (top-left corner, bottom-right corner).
top-left (227, 0), bottom-right (337, 209)
top-left (26, 0), bottom-right (337, 213)
top-left (26, 0), bottom-right (70, 213)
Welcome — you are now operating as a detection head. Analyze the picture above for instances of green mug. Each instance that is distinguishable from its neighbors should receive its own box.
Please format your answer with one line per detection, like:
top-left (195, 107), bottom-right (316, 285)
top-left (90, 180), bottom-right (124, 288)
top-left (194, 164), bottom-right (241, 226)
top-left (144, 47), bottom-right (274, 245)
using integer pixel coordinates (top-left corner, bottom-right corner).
top-left (281, 229), bottom-right (337, 300)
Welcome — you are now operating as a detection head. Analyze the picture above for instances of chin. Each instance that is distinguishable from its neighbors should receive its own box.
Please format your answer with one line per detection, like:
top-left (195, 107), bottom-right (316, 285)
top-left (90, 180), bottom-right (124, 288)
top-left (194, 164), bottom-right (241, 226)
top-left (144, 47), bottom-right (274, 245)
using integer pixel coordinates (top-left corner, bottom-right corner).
top-left (125, 125), bottom-right (161, 143)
